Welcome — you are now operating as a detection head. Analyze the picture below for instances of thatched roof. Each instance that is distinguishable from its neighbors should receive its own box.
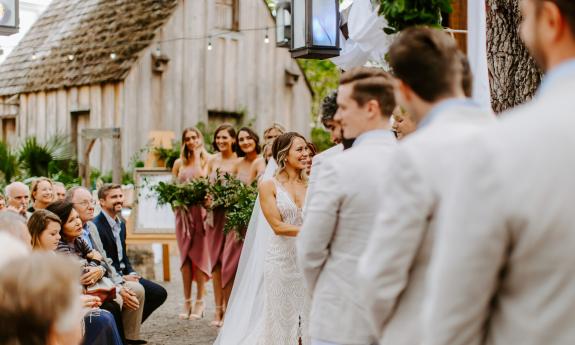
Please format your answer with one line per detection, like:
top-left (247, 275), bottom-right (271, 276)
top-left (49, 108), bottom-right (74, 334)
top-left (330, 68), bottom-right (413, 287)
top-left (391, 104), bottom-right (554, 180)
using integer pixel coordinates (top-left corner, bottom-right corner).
top-left (0, 0), bottom-right (179, 96)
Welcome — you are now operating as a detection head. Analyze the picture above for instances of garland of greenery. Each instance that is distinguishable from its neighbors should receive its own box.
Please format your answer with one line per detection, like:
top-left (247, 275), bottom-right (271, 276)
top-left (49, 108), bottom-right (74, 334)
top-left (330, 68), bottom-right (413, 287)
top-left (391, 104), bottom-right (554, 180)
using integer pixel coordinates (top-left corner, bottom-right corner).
top-left (379, 0), bottom-right (453, 34)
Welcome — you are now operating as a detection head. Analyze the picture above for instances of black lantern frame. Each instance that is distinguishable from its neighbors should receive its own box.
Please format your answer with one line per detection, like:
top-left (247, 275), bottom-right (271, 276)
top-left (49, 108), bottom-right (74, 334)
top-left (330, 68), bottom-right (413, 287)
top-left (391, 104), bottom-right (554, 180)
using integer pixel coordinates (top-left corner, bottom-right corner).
top-left (290, 0), bottom-right (340, 59)
top-left (0, 0), bottom-right (19, 36)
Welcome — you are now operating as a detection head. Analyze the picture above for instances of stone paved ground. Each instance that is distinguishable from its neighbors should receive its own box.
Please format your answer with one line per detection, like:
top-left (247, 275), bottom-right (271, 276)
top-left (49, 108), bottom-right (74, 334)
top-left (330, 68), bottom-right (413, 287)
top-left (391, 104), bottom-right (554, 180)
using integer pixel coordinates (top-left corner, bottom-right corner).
top-left (139, 255), bottom-right (219, 345)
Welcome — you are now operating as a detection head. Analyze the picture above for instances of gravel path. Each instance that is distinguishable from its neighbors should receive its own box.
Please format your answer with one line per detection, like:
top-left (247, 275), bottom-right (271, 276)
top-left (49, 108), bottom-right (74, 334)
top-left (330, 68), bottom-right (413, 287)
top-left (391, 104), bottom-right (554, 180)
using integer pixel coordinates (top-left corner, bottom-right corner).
top-left (139, 256), bottom-right (219, 345)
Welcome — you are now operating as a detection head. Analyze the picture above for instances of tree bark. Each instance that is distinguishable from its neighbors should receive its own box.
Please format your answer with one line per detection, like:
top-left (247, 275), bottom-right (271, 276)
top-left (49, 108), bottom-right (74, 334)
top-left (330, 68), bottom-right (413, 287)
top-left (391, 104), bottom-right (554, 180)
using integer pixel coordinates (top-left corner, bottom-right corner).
top-left (486, 0), bottom-right (542, 113)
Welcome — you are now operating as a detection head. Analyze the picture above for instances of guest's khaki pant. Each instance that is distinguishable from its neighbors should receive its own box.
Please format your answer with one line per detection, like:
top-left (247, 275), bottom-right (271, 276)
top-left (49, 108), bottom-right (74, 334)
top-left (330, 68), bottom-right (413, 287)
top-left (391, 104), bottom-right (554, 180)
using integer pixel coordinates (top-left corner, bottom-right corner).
top-left (115, 281), bottom-right (145, 340)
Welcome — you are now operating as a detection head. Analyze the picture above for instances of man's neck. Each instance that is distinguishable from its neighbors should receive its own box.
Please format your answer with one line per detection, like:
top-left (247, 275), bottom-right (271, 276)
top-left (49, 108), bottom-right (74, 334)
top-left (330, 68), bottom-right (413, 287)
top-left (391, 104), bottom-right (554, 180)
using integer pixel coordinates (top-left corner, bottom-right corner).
top-left (358, 118), bottom-right (392, 137)
top-left (103, 208), bottom-right (118, 220)
top-left (417, 94), bottom-right (465, 125)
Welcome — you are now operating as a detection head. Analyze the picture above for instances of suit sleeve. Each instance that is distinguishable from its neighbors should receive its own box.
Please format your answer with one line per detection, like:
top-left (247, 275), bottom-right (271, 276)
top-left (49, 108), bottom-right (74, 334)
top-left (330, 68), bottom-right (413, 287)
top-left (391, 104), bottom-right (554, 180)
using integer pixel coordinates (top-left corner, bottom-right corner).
top-left (422, 141), bottom-right (509, 345)
top-left (358, 148), bottom-right (434, 337)
top-left (303, 154), bottom-right (322, 217)
top-left (297, 158), bottom-right (341, 293)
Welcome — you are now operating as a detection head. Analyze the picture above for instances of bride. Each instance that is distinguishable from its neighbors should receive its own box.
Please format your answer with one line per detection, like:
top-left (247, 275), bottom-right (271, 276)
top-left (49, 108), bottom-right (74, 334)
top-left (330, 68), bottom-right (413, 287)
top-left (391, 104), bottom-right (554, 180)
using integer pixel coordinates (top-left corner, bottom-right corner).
top-left (214, 132), bottom-right (311, 345)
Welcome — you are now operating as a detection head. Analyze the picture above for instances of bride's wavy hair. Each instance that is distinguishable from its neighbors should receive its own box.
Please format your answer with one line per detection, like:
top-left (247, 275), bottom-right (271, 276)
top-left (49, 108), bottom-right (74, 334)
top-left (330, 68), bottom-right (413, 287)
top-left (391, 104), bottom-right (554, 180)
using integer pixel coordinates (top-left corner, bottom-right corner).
top-left (272, 132), bottom-right (308, 181)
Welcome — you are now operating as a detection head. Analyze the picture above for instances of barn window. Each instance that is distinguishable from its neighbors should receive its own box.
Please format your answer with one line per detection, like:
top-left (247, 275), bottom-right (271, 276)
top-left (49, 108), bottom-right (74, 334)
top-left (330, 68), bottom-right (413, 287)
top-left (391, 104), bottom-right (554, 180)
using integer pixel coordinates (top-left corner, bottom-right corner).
top-left (215, 0), bottom-right (239, 31)
top-left (1, 117), bottom-right (16, 146)
top-left (70, 110), bottom-right (90, 156)
top-left (208, 110), bottom-right (243, 127)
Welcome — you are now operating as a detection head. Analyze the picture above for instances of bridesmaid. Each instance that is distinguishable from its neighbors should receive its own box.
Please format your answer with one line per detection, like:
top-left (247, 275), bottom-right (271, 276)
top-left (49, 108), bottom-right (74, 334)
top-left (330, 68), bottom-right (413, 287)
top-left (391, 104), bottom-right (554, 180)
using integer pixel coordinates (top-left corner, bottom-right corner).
top-left (249, 123), bottom-right (285, 182)
top-left (221, 127), bottom-right (261, 307)
top-left (206, 123), bottom-right (238, 327)
top-left (171, 127), bottom-right (212, 320)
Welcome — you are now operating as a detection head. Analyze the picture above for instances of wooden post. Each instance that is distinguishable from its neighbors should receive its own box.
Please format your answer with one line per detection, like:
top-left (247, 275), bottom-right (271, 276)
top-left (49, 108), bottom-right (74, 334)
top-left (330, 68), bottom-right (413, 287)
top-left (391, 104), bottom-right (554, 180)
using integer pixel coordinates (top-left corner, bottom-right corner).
top-left (80, 128), bottom-right (122, 187)
top-left (162, 243), bottom-right (171, 282)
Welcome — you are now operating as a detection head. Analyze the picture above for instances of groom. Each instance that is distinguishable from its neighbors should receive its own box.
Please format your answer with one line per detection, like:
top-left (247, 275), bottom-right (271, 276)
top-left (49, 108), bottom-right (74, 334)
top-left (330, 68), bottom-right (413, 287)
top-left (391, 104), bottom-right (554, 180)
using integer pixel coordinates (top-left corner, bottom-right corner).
top-left (298, 67), bottom-right (397, 345)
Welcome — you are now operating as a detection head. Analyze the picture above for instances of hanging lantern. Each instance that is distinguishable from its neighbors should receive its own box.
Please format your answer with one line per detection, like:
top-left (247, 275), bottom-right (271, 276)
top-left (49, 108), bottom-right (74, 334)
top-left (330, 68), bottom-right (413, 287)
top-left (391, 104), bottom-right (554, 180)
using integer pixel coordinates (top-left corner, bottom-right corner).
top-left (290, 0), bottom-right (340, 59)
top-left (276, 0), bottom-right (291, 48)
top-left (0, 0), bottom-right (19, 36)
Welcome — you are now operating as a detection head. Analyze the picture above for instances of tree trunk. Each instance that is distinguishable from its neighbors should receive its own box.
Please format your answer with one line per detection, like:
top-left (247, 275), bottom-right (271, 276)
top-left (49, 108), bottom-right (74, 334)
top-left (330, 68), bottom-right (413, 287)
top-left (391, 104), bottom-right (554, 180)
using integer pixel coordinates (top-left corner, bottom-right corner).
top-left (486, 0), bottom-right (542, 113)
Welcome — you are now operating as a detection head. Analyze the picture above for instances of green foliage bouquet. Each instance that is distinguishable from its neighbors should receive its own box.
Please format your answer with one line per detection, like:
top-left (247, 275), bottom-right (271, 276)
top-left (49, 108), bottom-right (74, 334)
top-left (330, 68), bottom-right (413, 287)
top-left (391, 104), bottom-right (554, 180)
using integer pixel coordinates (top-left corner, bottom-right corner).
top-left (223, 181), bottom-right (258, 241)
top-left (379, 0), bottom-right (453, 34)
top-left (152, 178), bottom-right (209, 209)
top-left (208, 170), bottom-right (258, 241)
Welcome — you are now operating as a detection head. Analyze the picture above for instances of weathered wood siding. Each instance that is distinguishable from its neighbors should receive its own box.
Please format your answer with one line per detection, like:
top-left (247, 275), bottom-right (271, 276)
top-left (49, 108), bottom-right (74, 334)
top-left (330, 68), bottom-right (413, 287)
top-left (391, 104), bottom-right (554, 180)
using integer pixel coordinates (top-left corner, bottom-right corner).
top-left (2, 0), bottom-right (312, 173)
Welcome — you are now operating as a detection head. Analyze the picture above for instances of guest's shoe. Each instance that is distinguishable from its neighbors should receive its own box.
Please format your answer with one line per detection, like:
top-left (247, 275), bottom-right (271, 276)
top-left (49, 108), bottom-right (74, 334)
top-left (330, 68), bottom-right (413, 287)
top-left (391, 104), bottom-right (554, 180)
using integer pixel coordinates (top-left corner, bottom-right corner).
top-left (189, 300), bottom-right (205, 320)
top-left (210, 306), bottom-right (224, 327)
top-left (126, 340), bottom-right (148, 345)
top-left (178, 298), bottom-right (193, 320)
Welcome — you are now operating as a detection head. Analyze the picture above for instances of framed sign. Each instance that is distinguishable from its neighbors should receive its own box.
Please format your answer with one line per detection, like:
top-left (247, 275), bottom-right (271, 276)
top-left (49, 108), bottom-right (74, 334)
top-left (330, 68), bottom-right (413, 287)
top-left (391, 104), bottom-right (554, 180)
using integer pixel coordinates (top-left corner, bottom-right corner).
top-left (0, 0), bottom-right (19, 36)
top-left (133, 168), bottom-right (176, 234)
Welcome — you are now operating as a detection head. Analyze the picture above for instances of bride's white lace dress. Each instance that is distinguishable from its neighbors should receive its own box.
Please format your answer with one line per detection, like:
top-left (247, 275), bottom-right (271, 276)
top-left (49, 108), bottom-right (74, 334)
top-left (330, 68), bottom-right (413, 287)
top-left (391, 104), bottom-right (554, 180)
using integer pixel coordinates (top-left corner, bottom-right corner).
top-left (255, 179), bottom-right (311, 345)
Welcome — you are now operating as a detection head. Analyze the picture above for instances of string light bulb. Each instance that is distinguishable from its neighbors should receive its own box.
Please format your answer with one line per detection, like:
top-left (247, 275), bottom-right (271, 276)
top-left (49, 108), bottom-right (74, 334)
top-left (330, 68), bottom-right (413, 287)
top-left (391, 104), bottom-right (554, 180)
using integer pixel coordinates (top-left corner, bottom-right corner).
top-left (31, 52), bottom-right (37, 60)
top-left (154, 45), bottom-right (162, 57)
top-left (207, 38), bottom-right (213, 51)
top-left (67, 54), bottom-right (75, 61)
top-left (264, 30), bottom-right (270, 44)
top-left (110, 52), bottom-right (117, 60)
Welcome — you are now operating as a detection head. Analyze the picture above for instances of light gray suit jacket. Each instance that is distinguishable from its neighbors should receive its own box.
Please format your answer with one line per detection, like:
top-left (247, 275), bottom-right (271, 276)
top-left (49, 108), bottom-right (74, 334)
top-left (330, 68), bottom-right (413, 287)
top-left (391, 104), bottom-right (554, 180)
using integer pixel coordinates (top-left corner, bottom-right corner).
top-left (298, 131), bottom-right (396, 344)
top-left (423, 75), bottom-right (575, 344)
top-left (358, 101), bottom-right (495, 345)
top-left (304, 143), bottom-right (343, 218)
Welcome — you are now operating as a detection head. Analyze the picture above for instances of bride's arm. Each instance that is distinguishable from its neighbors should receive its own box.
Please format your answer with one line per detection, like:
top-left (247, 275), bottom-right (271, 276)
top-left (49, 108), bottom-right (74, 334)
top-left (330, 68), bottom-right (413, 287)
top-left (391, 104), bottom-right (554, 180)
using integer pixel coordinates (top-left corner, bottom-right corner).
top-left (259, 180), bottom-right (299, 237)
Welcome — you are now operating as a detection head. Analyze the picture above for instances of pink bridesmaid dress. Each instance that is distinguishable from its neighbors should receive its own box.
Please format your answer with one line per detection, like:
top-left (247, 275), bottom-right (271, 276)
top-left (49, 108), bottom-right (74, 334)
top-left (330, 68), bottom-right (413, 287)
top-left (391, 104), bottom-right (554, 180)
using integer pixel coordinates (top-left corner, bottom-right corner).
top-left (175, 166), bottom-right (211, 277)
top-left (205, 171), bottom-right (227, 273)
top-left (220, 171), bottom-right (249, 287)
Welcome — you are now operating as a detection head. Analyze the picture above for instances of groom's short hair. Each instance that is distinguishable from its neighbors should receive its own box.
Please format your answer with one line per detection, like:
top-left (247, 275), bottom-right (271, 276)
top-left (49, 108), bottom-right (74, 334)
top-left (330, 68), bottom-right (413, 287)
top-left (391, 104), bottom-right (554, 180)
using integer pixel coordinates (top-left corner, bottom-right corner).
top-left (339, 67), bottom-right (396, 117)
top-left (388, 27), bottom-right (462, 102)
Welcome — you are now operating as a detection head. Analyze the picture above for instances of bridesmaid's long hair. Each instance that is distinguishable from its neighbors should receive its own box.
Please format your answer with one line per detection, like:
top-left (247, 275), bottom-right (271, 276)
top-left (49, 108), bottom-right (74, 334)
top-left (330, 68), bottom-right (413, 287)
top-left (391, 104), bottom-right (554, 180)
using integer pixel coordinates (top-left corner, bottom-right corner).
top-left (272, 132), bottom-right (308, 182)
top-left (181, 127), bottom-right (209, 169)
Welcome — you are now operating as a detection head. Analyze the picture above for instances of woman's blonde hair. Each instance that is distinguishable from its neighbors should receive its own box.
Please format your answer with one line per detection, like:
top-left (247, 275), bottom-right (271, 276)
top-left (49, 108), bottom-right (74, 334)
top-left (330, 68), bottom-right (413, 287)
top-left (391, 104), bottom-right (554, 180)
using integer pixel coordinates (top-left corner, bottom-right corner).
top-left (28, 209), bottom-right (62, 248)
top-left (272, 132), bottom-right (308, 181)
top-left (0, 252), bottom-right (81, 345)
top-left (30, 177), bottom-right (53, 202)
top-left (181, 127), bottom-right (209, 169)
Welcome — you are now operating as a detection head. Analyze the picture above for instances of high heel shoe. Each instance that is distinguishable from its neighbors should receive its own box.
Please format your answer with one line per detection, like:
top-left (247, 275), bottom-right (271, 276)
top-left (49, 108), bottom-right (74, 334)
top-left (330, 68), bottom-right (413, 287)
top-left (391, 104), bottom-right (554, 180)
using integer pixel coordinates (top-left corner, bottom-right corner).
top-left (210, 306), bottom-right (224, 327)
top-left (178, 299), bottom-right (193, 320)
top-left (189, 300), bottom-right (205, 320)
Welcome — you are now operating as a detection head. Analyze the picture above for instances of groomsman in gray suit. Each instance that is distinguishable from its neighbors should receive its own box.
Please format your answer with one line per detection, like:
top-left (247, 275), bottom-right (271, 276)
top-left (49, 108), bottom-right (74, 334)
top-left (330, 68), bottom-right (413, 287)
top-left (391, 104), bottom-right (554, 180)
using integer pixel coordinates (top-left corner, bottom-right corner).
top-left (422, 1), bottom-right (575, 344)
top-left (298, 67), bottom-right (397, 345)
top-left (357, 27), bottom-right (495, 345)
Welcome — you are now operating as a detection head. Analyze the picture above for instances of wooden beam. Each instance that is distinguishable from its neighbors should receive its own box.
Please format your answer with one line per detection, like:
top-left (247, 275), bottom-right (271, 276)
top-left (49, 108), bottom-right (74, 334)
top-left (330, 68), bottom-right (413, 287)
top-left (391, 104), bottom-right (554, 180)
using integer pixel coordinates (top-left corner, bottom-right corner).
top-left (81, 127), bottom-right (121, 140)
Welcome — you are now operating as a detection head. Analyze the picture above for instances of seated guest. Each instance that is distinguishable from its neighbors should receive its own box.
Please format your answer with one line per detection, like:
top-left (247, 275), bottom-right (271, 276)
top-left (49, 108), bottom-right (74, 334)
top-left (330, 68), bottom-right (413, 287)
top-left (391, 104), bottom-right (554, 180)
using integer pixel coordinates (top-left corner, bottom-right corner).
top-left (94, 184), bottom-right (167, 324)
top-left (68, 186), bottom-right (146, 344)
top-left (0, 210), bottom-right (31, 247)
top-left (53, 181), bottom-right (67, 201)
top-left (0, 252), bottom-right (84, 345)
top-left (29, 177), bottom-right (55, 213)
top-left (46, 201), bottom-right (128, 344)
top-left (4, 181), bottom-right (31, 219)
top-left (28, 209), bottom-right (123, 345)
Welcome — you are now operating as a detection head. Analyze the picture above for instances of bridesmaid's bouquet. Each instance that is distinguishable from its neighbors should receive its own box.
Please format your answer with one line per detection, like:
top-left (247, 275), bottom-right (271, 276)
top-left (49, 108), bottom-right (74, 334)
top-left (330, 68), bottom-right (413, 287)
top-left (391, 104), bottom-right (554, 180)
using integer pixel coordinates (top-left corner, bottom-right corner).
top-left (207, 171), bottom-right (244, 210)
top-left (152, 178), bottom-right (209, 209)
top-left (223, 181), bottom-right (258, 241)
top-left (207, 170), bottom-right (258, 241)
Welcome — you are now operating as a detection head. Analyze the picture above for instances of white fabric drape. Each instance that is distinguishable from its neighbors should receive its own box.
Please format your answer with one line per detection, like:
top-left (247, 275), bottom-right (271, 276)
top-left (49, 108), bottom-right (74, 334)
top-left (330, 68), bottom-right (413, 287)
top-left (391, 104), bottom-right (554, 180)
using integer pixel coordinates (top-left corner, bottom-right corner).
top-left (330, 0), bottom-right (395, 70)
top-left (467, 0), bottom-right (492, 111)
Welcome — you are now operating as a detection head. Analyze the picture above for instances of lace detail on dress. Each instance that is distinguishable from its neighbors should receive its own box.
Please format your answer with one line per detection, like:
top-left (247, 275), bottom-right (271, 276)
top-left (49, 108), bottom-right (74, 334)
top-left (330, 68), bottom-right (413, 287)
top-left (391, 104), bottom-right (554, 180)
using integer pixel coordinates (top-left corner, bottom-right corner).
top-left (255, 179), bottom-right (310, 345)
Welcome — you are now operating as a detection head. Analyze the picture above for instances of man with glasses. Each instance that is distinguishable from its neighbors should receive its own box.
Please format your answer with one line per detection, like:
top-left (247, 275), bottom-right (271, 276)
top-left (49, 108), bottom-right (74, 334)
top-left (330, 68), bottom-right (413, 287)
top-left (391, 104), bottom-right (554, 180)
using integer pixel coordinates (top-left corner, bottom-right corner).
top-left (67, 186), bottom-right (147, 345)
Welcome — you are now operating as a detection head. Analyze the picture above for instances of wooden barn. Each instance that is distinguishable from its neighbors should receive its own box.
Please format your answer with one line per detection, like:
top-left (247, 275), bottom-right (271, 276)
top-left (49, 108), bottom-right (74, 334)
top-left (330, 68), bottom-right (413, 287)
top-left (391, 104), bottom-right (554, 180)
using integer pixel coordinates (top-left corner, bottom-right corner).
top-left (0, 0), bottom-right (313, 173)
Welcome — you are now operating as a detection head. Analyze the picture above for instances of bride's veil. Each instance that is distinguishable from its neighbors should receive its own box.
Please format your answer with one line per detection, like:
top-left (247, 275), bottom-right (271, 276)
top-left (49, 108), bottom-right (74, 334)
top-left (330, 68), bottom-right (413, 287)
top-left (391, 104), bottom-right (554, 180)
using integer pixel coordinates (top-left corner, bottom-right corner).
top-left (213, 159), bottom-right (277, 345)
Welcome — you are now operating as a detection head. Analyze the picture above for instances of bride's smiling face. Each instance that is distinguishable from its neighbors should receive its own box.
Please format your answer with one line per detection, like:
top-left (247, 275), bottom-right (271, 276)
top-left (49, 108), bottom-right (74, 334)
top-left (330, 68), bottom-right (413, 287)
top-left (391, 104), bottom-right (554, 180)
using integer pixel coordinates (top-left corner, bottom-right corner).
top-left (285, 137), bottom-right (309, 171)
